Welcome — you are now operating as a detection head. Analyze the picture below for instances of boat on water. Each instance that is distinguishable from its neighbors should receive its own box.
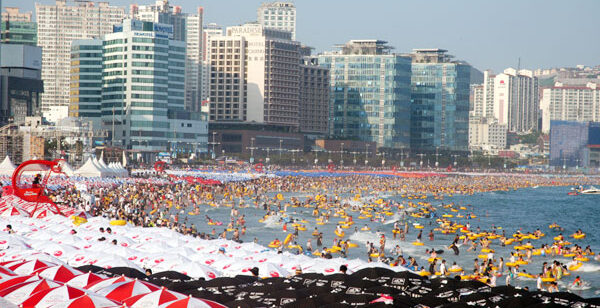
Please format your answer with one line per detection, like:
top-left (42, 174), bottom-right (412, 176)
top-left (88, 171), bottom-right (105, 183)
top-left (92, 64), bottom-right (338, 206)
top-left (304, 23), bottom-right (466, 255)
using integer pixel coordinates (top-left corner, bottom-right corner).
top-left (580, 186), bottom-right (600, 195)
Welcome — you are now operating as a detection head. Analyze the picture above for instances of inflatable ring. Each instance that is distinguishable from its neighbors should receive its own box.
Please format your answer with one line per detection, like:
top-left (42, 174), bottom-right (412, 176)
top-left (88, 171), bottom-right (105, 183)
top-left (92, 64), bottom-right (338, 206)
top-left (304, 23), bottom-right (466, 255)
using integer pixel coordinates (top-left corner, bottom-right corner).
top-left (110, 220), bottom-right (126, 226)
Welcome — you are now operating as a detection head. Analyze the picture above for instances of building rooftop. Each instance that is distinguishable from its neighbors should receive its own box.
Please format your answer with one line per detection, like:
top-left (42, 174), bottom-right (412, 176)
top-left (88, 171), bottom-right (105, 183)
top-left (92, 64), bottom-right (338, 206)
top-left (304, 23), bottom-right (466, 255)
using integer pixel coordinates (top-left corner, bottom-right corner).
top-left (333, 40), bottom-right (393, 55)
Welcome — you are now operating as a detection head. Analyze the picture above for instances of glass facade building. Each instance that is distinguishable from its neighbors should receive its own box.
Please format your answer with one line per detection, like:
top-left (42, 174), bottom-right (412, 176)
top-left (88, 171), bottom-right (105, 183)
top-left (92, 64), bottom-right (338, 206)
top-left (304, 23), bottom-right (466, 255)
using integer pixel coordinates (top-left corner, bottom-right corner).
top-left (318, 40), bottom-right (411, 149)
top-left (69, 39), bottom-right (103, 129)
top-left (1, 21), bottom-right (37, 45)
top-left (410, 49), bottom-right (471, 151)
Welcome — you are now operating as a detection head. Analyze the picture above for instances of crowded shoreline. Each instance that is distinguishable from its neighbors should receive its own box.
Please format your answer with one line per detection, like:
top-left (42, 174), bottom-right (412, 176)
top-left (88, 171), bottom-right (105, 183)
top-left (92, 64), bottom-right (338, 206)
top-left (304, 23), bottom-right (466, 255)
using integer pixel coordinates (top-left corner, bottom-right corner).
top-left (1, 169), bottom-right (600, 307)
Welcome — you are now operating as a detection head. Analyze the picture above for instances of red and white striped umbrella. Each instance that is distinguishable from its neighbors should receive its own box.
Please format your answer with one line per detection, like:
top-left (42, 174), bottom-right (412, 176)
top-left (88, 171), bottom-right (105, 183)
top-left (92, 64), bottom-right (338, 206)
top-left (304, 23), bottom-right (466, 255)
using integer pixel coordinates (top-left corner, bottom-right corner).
top-left (33, 208), bottom-right (56, 219)
top-left (0, 274), bottom-right (40, 291)
top-left (47, 293), bottom-right (121, 308)
top-left (157, 296), bottom-right (226, 308)
top-left (0, 265), bottom-right (16, 277)
top-left (95, 279), bottom-right (160, 302)
top-left (7, 259), bottom-right (56, 275)
top-left (0, 278), bottom-right (61, 305)
top-left (0, 206), bottom-right (29, 217)
top-left (66, 272), bottom-right (104, 289)
top-left (20, 284), bottom-right (87, 307)
top-left (84, 275), bottom-right (132, 292)
top-left (123, 287), bottom-right (186, 307)
top-left (33, 264), bottom-right (84, 283)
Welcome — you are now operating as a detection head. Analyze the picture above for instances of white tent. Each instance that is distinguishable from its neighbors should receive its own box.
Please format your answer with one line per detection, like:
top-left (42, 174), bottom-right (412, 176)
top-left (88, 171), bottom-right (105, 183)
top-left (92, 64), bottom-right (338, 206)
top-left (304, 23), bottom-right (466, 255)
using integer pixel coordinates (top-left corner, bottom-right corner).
top-left (59, 161), bottom-right (75, 177)
top-left (73, 158), bottom-right (104, 177)
top-left (98, 158), bottom-right (117, 177)
top-left (92, 158), bottom-right (112, 177)
top-left (116, 162), bottom-right (129, 177)
top-left (0, 156), bottom-right (16, 176)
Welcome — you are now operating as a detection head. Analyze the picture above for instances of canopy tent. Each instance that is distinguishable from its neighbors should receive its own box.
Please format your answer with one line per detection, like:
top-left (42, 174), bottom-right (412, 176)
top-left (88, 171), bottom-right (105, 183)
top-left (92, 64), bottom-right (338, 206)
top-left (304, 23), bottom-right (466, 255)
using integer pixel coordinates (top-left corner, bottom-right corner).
top-left (73, 158), bottom-right (105, 177)
top-left (0, 156), bottom-right (16, 176)
top-left (59, 161), bottom-right (75, 177)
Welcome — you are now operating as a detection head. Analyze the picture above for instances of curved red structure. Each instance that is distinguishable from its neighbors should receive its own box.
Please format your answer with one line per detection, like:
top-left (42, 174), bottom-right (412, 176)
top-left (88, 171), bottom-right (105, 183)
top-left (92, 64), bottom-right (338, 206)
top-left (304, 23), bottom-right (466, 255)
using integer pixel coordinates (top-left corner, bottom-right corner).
top-left (11, 159), bottom-right (63, 217)
top-left (254, 163), bottom-right (264, 172)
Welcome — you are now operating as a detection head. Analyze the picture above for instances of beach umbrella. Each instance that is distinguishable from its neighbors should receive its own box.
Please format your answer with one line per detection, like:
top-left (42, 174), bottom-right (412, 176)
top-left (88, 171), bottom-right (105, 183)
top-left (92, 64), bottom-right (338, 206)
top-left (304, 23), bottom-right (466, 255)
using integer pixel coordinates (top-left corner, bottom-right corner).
top-left (20, 284), bottom-right (87, 307)
top-left (66, 271), bottom-right (105, 288)
top-left (0, 265), bottom-right (16, 277)
top-left (48, 293), bottom-right (121, 308)
top-left (157, 295), bottom-right (226, 308)
top-left (95, 279), bottom-right (160, 302)
top-left (74, 265), bottom-right (105, 274)
top-left (103, 266), bottom-right (147, 280)
top-left (169, 262), bottom-right (220, 280)
top-left (34, 242), bottom-right (80, 259)
top-left (123, 287), bottom-right (187, 307)
top-left (8, 259), bottom-right (56, 275)
top-left (33, 208), bottom-right (56, 219)
top-left (84, 275), bottom-right (133, 292)
top-left (0, 274), bottom-right (40, 291)
top-left (95, 256), bottom-right (144, 272)
top-left (0, 278), bottom-right (62, 305)
top-left (148, 271), bottom-right (192, 282)
top-left (34, 264), bottom-right (84, 283)
top-left (0, 235), bottom-right (32, 250)
top-left (0, 206), bottom-right (29, 217)
top-left (254, 263), bottom-right (290, 278)
top-left (0, 297), bottom-right (18, 308)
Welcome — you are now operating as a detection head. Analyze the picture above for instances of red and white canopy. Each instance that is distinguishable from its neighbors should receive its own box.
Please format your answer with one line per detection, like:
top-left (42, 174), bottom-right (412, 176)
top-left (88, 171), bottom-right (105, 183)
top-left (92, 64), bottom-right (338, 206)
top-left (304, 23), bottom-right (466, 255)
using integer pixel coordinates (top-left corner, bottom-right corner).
top-left (33, 264), bottom-right (84, 283)
top-left (123, 287), bottom-right (186, 307)
top-left (20, 284), bottom-right (87, 307)
top-left (0, 278), bottom-right (61, 305)
top-left (95, 279), bottom-right (160, 302)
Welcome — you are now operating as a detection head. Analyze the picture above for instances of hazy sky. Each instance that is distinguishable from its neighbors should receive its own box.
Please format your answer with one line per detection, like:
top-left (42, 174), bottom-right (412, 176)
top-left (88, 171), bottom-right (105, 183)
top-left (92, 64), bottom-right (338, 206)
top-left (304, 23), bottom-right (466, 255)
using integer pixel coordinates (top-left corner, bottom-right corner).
top-left (6, 0), bottom-right (600, 72)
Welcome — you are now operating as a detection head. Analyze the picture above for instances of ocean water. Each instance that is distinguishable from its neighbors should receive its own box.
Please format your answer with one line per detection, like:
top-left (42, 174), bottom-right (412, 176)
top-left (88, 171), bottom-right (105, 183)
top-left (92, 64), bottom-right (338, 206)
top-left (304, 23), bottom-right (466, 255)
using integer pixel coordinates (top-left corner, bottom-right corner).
top-left (182, 186), bottom-right (600, 298)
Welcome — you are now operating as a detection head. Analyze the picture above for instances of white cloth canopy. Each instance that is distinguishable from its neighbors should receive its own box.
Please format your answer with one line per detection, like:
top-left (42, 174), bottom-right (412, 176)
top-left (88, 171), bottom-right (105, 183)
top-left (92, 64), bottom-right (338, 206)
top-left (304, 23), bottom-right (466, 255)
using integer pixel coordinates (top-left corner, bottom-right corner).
top-left (73, 158), bottom-right (105, 177)
top-left (0, 156), bottom-right (16, 176)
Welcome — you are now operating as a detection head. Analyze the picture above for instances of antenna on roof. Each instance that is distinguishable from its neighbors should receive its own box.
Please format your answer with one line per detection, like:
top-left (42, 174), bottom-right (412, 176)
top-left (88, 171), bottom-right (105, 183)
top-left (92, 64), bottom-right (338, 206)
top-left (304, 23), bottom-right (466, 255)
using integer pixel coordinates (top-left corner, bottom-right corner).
top-left (517, 57), bottom-right (521, 71)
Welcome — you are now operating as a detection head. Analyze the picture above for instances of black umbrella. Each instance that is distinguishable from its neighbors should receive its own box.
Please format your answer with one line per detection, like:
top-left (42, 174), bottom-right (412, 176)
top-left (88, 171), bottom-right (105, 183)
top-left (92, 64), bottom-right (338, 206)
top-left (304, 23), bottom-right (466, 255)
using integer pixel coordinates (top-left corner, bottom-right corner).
top-left (391, 294), bottom-right (418, 308)
top-left (75, 265), bottom-right (105, 274)
top-left (268, 288), bottom-right (310, 306)
top-left (334, 293), bottom-right (378, 306)
top-left (102, 266), bottom-right (147, 280)
top-left (165, 279), bottom-right (205, 293)
top-left (233, 275), bottom-right (258, 284)
top-left (281, 297), bottom-right (318, 308)
top-left (351, 267), bottom-right (396, 280)
top-left (184, 289), bottom-right (235, 304)
top-left (491, 285), bottom-right (529, 297)
top-left (363, 285), bottom-right (402, 296)
top-left (203, 277), bottom-right (245, 288)
top-left (224, 299), bottom-right (262, 308)
top-left (496, 294), bottom-right (542, 308)
top-left (531, 291), bottom-right (584, 303)
top-left (149, 270), bottom-right (192, 281)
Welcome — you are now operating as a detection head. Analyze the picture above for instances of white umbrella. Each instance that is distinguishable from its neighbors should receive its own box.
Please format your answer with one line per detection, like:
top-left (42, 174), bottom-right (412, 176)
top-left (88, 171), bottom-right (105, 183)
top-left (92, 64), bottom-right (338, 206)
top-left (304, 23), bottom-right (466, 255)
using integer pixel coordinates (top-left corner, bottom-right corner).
top-left (169, 262), bottom-right (221, 280)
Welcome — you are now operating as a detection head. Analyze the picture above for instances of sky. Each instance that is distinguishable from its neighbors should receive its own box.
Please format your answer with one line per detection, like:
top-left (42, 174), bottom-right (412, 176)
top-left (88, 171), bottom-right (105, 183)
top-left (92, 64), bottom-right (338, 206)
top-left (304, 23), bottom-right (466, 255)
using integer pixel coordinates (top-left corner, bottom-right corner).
top-left (5, 0), bottom-right (600, 73)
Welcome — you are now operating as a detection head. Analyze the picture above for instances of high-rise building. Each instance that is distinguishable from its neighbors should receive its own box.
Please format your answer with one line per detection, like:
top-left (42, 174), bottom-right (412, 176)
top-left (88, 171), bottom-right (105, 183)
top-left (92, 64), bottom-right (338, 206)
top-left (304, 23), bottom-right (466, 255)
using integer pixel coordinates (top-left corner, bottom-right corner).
top-left (35, 0), bottom-right (125, 123)
top-left (101, 19), bottom-right (207, 160)
top-left (69, 39), bottom-right (103, 129)
top-left (493, 68), bottom-right (539, 133)
top-left (0, 44), bottom-right (43, 127)
top-left (1, 7), bottom-right (37, 45)
top-left (410, 49), bottom-right (471, 151)
top-left (471, 84), bottom-right (484, 116)
top-left (257, 1), bottom-right (296, 40)
top-left (208, 23), bottom-right (301, 130)
top-left (299, 57), bottom-right (329, 136)
top-left (541, 82), bottom-right (600, 133)
top-left (130, 0), bottom-right (186, 42)
top-left (318, 40), bottom-right (412, 148)
top-left (184, 7), bottom-right (203, 112)
top-left (201, 23), bottom-right (223, 104)
top-left (468, 116), bottom-right (507, 152)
